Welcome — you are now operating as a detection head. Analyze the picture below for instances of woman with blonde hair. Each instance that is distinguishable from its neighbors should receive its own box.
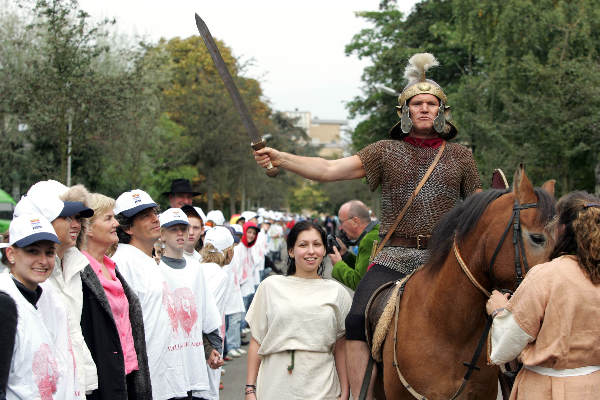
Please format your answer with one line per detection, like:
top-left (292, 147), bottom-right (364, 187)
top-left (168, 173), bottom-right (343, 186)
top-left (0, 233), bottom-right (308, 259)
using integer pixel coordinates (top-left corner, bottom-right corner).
top-left (80, 193), bottom-right (151, 399)
top-left (487, 191), bottom-right (600, 399)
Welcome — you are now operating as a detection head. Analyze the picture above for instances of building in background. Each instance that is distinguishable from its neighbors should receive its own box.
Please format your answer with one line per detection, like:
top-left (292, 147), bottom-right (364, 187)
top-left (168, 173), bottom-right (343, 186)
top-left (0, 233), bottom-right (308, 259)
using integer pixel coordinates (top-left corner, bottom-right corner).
top-left (283, 110), bottom-right (350, 158)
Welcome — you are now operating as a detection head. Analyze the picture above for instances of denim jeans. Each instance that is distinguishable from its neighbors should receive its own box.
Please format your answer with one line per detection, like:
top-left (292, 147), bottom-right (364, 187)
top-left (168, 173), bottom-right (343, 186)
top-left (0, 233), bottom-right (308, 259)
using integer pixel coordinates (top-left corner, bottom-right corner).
top-left (260, 267), bottom-right (272, 281)
top-left (241, 293), bottom-right (254, 330)
top-left (225, 312), bottom-right (242, 351)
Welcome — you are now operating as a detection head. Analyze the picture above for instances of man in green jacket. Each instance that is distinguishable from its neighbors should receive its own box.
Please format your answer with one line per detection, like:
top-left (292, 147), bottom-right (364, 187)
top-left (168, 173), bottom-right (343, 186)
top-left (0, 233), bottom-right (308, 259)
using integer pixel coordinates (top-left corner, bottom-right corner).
top-left (329, 200), bottom-right (379, 291)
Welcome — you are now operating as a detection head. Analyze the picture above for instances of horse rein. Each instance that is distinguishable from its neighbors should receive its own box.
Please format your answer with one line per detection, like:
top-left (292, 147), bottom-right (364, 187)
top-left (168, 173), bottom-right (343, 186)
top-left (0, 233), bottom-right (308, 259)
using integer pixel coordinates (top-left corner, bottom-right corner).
top-left (454, 198), bottom-right (538, 296)
top-left (391, 197), bottom-right (538, 400)
top-left (390, 272), bottom-right (492, 400)
top-left (453, 240), bottom-right (491, 297)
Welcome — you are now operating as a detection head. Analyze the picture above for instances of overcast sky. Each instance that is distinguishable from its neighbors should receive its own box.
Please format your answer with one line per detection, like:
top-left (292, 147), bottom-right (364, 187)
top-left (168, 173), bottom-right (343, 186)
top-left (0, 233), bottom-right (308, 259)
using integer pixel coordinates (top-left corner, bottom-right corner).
top-left (77, 0), bottom-right (418, 124)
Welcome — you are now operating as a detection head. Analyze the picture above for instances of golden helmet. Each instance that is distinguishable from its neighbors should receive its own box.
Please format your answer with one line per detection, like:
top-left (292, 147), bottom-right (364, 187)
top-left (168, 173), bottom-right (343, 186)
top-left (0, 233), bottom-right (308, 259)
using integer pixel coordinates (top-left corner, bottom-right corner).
top-left (390, 53), bottom-right (457, 140)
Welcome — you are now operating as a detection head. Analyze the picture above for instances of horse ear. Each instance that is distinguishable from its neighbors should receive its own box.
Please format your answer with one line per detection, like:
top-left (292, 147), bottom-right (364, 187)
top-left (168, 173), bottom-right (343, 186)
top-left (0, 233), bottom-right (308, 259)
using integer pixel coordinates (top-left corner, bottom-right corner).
top-left (512, 163), bottom-right (535, 202)
top-left (541, 179), bottom-right (556, 198)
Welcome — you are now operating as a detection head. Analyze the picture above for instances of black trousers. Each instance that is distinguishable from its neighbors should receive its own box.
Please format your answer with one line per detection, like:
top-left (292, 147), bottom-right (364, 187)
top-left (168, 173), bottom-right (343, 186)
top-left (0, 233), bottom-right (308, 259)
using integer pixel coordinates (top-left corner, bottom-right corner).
top-left (345, 264), bottom-right (406, 342)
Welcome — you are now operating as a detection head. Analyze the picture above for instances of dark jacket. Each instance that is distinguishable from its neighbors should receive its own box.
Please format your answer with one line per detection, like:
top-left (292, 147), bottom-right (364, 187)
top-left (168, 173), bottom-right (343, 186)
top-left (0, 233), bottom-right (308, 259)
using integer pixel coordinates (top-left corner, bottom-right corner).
top-left (80, 264), bottom-right (152, 400)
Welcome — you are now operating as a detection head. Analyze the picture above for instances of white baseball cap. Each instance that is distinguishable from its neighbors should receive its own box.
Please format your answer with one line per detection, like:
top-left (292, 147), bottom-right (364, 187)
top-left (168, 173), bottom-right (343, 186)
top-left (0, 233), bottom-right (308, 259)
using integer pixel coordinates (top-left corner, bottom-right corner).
top-left (114, 189), bottom-right (158, 218)
top-left (241, 211), bottom-right (257, 221)
top-left (14, 196), bottom-right (63, 222)
top-left (231, 224), bottom-right (243, 235)
top-left (206, 210), bottom-right (225, 226)
top-left (180, 205), bottom-right (207, 224)
top-left (194, 207), bottom-right (207, 224)
top-left (27, 180), bottom-right (68, 198)
top-left (159, 208), bottom-right (189, 228)
top-left (14, 180), bottom-right (93, 221)
top-left (8, 213), bottom-right (60, 248)
top-left (204, 226), bottom-right (234, 254)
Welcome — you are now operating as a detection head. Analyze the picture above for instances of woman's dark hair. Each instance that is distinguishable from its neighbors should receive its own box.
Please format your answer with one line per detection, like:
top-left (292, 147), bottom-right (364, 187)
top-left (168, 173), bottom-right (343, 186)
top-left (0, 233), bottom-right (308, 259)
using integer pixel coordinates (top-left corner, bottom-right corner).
top-left (1, 232), bottom-right (8, 265)
top-left (286, 220), bottom-right (327, 276)
top-left (550, 191), bottom-right (600, 284)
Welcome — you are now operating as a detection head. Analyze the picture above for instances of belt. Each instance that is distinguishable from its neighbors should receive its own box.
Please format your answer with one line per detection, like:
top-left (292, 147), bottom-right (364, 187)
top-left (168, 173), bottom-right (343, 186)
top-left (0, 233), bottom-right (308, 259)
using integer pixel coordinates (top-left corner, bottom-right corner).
top-left (385, 234), bottom-right (430, 250)
top-left (525, 365), bottom-right (600, 377)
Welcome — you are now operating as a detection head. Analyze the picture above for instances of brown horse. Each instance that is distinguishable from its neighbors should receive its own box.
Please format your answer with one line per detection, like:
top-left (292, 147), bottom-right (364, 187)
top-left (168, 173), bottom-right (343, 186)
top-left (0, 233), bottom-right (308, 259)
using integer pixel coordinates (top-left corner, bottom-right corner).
top-left (381, 167), bottom-right (556, 399)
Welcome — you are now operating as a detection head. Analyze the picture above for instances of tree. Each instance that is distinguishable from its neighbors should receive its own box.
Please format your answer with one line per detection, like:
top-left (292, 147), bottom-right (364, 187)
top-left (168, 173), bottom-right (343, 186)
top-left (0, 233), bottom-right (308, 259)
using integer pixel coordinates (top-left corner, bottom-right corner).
top-left (346, 0), bottom-right (600, 194)
top-left (453, 0), bottom-right (600, 192)
top-left (345, 0), bottom-right (474, 151)
top-left (157, 36), bottom-right (321, 213)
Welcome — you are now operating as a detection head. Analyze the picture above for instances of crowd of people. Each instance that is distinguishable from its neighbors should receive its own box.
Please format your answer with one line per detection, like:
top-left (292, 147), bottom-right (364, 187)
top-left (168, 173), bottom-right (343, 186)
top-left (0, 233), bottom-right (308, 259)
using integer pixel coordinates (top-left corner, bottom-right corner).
top-left (1, 51), bottom-right (599, 400)
top-left (0, 177), bottom-right (311, 400)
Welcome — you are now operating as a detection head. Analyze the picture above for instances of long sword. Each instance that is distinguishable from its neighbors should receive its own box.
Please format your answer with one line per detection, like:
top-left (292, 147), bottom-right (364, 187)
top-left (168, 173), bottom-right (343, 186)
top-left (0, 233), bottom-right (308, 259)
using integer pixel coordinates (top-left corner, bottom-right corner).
top-left (195, 13), bottom-right (279, 177)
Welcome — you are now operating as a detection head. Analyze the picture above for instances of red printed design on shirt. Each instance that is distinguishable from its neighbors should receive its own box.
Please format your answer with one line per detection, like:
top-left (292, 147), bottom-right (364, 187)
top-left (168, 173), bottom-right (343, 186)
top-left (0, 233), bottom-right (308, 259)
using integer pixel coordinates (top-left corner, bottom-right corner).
top-left (32, 343), bottom-right (60, 400)
top-left (220, 315), bottom-right (226, 348)
top-left (162, 283), bottom-right (199, 336)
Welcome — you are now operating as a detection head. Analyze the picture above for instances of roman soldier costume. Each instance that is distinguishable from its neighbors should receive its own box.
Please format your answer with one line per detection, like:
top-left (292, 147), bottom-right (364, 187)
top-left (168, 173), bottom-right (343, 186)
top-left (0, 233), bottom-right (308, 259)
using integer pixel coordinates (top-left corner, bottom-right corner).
top-left (345, 53), bottom-right (481, 342)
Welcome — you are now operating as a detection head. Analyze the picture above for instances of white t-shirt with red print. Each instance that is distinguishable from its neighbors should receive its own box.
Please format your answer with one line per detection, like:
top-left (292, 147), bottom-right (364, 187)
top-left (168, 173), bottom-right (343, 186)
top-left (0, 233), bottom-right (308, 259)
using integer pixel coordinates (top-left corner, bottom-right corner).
top-left (222, 259), bottom-right (245, 316)
top-left (157, 257), bottom-right (221, 394)
top-left (233, 244), bottom-right (260, 297)
top-left (0, 272), bottom-right (77, 400)
top-left (112, 244), bottom-right (175, 399)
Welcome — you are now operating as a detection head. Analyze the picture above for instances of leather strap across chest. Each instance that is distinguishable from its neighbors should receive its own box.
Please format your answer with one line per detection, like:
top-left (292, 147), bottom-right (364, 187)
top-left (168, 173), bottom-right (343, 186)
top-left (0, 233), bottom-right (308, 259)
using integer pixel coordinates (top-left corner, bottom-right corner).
top-left (374, 142), bottom-right (446, 257)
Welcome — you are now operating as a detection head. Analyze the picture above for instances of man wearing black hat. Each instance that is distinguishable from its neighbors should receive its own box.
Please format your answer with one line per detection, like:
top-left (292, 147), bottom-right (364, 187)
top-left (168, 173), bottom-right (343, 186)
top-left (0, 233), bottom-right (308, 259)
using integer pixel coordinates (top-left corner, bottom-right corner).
top-left (163, 179), bottom-right (201, 209)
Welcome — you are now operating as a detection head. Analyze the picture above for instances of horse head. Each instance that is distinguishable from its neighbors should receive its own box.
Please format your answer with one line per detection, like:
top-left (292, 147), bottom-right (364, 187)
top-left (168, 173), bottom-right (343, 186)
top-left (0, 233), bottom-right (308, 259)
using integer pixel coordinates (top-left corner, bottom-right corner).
top-left (467, 165), bottom-right (556, 292)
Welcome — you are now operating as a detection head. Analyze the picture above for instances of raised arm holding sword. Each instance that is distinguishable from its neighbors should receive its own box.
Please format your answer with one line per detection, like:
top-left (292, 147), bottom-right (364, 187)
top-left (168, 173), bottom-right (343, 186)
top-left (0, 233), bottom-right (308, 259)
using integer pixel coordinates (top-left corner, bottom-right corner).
top-left (195, 14), bottom-right (481, 399)
top-left (255, 53), bottom-right (481, 399)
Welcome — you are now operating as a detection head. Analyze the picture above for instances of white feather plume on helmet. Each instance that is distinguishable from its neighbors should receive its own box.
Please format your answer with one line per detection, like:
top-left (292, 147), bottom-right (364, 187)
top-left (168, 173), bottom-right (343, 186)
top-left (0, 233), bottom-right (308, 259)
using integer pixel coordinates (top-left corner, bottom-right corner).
top-left (403, 53), bottom-right (439, 85)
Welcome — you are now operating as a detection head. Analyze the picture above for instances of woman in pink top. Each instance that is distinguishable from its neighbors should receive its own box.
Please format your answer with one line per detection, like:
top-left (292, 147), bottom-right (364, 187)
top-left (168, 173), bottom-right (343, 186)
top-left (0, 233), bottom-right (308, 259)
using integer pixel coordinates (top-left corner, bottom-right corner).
top-left (486, 191), bottom-right (600, 399)
top-left (79, 193), bottom-right (151, 400)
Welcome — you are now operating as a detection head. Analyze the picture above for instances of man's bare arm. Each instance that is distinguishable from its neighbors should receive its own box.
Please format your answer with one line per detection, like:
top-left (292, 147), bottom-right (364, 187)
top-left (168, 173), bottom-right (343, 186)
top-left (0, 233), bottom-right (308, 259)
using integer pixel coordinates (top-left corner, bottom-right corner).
top-left (254, 147), bottom-right (365, 182)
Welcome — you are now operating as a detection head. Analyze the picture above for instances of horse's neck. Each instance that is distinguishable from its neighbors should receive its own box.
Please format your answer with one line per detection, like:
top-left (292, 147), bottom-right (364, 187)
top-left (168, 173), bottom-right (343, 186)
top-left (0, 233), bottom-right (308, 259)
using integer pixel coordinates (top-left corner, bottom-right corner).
top-left (420, 247), bottom-right (489, 338)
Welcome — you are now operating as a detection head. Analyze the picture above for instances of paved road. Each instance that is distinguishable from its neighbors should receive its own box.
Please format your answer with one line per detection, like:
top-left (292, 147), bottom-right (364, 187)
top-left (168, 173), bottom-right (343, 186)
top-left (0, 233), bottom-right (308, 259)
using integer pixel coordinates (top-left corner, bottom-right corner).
top-left (219, 341), bottom-right (249, 400)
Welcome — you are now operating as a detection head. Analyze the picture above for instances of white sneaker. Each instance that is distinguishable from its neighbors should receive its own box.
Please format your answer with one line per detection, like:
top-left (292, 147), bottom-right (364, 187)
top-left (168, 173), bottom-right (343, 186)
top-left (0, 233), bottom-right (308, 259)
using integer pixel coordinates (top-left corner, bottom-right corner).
top-left (241, 327), bottom-right (251, 335)
top-left (237, 348), bottom-right (247, 355)
top-left (221, 368), bottom-right (226, 375)
top-left (227, 349), bottom-right (241, 358)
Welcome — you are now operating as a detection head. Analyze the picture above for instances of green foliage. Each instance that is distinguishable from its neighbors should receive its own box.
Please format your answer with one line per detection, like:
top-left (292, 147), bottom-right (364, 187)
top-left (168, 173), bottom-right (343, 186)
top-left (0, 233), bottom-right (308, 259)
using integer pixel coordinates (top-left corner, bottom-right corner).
top-left (288, 182), bottom-right (329, 214)
top-left (0, 0), bottom-right (320, 212)
top-left (347, 0), bottom-right (600, 194)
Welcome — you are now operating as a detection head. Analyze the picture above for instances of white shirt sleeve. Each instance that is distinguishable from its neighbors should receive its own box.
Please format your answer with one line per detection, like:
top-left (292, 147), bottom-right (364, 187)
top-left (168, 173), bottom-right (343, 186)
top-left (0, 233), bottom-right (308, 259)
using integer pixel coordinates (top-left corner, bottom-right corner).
top-left (489, 309), bottom-right (534, 365)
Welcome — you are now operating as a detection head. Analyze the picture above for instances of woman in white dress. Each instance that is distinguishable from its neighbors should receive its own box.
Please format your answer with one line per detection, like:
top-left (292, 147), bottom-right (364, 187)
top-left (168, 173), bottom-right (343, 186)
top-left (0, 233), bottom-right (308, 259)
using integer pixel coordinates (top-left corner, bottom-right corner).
top-left (245, 221), bottom-right (351, 400)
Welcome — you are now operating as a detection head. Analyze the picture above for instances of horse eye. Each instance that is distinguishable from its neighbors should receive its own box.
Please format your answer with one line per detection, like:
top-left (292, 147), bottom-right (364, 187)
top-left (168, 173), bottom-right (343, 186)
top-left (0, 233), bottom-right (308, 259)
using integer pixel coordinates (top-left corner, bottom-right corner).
top-left (529, 234), bottom-right (546, 246)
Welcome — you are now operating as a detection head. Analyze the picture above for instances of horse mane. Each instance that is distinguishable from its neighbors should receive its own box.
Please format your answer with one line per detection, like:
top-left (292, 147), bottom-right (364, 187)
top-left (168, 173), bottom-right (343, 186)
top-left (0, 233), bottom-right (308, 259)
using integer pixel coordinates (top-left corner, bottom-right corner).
top-left (424, 187), bottom-right (556, 274)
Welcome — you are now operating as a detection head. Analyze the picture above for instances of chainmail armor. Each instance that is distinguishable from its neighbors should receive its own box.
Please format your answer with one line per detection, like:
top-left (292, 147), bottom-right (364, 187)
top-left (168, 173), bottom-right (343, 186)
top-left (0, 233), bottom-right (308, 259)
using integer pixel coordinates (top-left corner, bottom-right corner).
top-left (358, 140), bottom-right (481, 272)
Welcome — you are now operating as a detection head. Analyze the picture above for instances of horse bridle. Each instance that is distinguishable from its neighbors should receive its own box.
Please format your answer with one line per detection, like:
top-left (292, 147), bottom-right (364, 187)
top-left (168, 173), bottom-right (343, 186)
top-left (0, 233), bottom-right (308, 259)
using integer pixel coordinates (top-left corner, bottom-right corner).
top-left (487, 198), bottom-right (538, 292)
top-left (454, 197), bottom-right (538, 297)
top-left (447, 196), bottom-right (537, 399)
top-left (389, 196), bottom-right (539, 400)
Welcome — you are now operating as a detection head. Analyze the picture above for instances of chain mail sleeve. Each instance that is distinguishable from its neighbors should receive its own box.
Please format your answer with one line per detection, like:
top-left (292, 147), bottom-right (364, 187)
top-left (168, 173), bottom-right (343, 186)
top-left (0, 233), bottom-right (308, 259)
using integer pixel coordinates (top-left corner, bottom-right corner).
top-left (457, 145), bottom-right (481, 198)
top-left (357, 140), bottom-right (387, 191)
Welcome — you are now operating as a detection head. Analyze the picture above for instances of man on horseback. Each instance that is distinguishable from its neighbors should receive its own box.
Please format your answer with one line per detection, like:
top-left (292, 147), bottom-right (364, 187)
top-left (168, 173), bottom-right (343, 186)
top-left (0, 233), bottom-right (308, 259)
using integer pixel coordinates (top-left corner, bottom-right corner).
top-left (254, 53), bottom-right (481, 399)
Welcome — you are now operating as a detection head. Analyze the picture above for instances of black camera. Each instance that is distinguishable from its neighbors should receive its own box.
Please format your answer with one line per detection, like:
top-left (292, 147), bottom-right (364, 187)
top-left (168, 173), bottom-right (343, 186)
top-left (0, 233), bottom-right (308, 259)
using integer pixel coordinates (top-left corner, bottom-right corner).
top-left (326, 234), bottom-right (342, 254)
